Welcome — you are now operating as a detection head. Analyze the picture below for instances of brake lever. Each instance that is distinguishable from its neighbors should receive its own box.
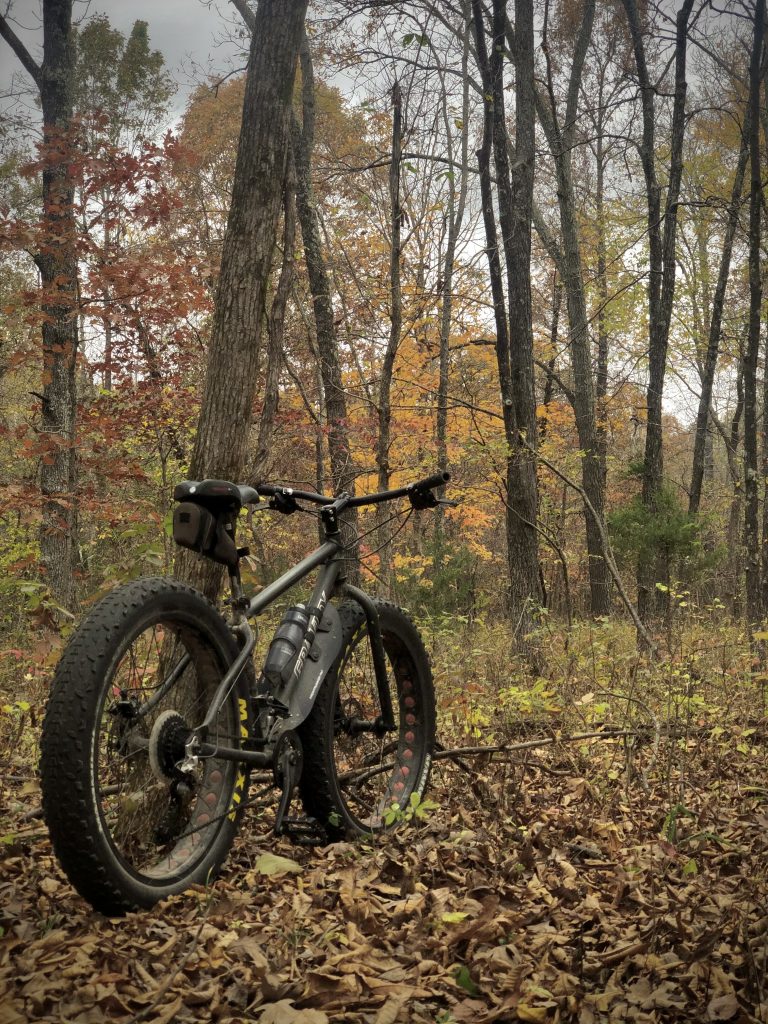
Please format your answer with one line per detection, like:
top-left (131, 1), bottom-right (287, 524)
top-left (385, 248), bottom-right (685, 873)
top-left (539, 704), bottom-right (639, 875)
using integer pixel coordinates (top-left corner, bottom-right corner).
top-left (270, 491), bottom-right (299, 515)
top-left (409, 488), bottom-right (457, 510)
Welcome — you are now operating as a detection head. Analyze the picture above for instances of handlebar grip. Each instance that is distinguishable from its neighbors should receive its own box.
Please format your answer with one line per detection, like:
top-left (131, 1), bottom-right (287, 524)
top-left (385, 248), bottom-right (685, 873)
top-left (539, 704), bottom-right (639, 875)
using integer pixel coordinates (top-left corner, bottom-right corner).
top-left (412, 471), bottom-right (450, 491)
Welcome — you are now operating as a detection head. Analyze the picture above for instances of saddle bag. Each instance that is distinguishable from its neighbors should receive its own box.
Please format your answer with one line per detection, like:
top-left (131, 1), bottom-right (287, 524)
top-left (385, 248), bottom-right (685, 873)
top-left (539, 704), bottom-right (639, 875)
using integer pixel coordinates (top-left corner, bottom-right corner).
top-left (172, 502), bottom-right (238, 567)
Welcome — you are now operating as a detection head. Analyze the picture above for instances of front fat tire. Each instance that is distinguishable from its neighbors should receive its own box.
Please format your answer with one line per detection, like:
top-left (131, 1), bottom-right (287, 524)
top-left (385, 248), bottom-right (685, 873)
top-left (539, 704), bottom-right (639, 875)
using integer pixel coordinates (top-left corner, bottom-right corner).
top-left (298, 601), bottom-right (436, 839)
top-left (40, 577), bottom-right (252, 915)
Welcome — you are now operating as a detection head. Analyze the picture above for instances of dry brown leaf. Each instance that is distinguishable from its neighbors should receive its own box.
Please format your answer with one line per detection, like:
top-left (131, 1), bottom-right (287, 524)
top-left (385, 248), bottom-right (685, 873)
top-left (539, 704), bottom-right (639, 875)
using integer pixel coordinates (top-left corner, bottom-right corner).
top-left (373, 992), bottom-right (409, 1024)
top-left (256, 1000), bottom-right (329, 1023)
top-left (707, 993), bottom-right (740, 1021)
top-left (147, 993), bottom-right (183, 1024)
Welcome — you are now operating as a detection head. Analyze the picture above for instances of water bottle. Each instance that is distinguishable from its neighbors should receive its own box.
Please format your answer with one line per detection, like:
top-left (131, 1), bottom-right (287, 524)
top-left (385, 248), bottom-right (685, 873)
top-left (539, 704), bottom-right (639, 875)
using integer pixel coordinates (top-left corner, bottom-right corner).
top-left (263, 604), bottom-right (309, 686)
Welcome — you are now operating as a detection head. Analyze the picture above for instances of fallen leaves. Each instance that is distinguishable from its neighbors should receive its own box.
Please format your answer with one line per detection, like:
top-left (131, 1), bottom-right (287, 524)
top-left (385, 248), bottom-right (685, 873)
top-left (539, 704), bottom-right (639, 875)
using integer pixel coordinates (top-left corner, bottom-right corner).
top-left (1, 723), bottom-right (767, 1022)
top-left (254, 852), bottom-right (304, 877)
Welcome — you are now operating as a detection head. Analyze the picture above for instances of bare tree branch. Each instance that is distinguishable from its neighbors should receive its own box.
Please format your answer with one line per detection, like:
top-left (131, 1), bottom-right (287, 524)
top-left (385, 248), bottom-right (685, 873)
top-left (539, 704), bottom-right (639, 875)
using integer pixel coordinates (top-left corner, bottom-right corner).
top-left (0, 12), bottom-right (42, 91)
top-left (230, 0), bottom-right (256, 33)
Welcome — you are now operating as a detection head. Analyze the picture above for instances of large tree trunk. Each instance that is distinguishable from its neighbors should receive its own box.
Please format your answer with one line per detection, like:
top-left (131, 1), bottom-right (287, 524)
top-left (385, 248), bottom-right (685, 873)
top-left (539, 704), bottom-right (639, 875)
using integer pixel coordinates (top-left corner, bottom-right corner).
top-left (744, 0), bottom-right (765, 629)
top-left (38, 0), bottom-right (79, 612)
top-left (501, 0), bottom-right (544, 623)
top-left (292, 29), bottom-right (359, 571)
top-left (1, 0), bottom-right (80, 612)
top-left (536, 0), bottom-right (610, 618)
top-left (251, 173), bottom-right (297, 482)
top-left (179, 0), bottom-right (309, 598)
top-left (472, 0), bottom-right (543, 635)
top-left (621, 0), bottom-right (694, 624)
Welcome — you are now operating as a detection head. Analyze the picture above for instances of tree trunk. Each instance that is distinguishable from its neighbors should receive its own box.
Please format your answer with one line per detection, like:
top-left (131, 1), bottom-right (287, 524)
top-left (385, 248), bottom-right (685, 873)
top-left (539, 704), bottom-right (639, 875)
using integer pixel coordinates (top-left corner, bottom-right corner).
top-left (1, 0), bottom-right (80, 612)
top-left (621, 0), bottom-right (694, 624)
top-left (688, 122), bottom-right (749, 516)
top-left (251, 170), bottom-right (297, 482)
top-left (434, 5), bottom-right (471, 576)
top-left (744, 0), bottom-right (765, 629)
top-left (722, 353), bottom-right (745, 619)
top-left (536, 0), bottom-right (610, 617)
top-left (538, 275), bottom-right (561, 443)
top-left (472, 0), bottom-right (543, 635)
top-left (178, 0), bottom-right (309, 599)
top-left (292, 29), bottom-right (359, 571)
top-left (594, 115), bottom-right (609, 484)
top-left (374, 80), bottom-right (404, 592)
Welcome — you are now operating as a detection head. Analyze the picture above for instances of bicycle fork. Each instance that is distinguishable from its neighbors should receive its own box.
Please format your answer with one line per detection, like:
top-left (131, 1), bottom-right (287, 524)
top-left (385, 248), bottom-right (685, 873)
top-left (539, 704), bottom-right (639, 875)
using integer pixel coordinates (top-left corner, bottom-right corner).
top-left (342, 583), bottom-right (396, 734)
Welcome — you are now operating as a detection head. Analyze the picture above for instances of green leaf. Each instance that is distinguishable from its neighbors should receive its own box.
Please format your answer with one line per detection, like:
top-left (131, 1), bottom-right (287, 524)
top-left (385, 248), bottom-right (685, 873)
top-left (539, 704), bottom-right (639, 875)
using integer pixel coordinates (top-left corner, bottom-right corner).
top-left (454, 965), bottom-right (479, 996)
top-left (442, 912), bottom-right (470, 924)
top-left (254, 853), bottom-right (303, 877)
top-left (682, 858), bottom-right (698, 876)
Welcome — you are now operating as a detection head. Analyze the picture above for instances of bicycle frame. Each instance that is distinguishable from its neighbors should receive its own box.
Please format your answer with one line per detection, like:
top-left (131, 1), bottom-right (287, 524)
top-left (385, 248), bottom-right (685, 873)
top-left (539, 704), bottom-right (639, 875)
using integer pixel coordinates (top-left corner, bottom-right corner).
top-left (175, 471), bottom-right (450, 773)
top-left (190, 536), bottom-right (394, 770)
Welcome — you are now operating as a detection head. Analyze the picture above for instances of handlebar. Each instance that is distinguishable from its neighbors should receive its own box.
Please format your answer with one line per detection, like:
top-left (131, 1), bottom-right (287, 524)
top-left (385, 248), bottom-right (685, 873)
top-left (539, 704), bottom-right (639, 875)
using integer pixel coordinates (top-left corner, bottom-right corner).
top-left (256, 470), bottom-right (450, 512)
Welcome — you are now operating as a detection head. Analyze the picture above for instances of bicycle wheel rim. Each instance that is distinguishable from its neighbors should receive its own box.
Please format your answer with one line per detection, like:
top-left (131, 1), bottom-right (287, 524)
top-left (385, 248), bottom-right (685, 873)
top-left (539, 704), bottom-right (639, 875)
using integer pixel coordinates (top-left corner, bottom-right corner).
top-left (91, 611), bottom-right (241, 888)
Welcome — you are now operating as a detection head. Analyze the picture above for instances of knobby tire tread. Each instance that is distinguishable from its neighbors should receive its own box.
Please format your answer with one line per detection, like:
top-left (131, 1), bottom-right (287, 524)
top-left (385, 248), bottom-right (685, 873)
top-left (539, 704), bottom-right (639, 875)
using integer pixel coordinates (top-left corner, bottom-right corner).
top-left (40, 577), bottom-right (249, 916)
top-left (298, 600), bottom-right (435, 840)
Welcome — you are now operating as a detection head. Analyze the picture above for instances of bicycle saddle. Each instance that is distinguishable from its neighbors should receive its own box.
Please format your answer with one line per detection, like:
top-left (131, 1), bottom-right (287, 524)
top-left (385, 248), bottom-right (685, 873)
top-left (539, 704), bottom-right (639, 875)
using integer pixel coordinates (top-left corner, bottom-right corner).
top-left (173, 479), bottom-right (260, 510)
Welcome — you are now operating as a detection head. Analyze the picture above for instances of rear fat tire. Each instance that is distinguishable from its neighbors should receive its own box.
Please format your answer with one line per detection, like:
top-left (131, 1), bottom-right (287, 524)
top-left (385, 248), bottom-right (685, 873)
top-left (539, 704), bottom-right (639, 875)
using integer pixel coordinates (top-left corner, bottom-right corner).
top-left (40, 577), bottom-right (252, 915)
top-left (298, 601), bottom-right (436, 839)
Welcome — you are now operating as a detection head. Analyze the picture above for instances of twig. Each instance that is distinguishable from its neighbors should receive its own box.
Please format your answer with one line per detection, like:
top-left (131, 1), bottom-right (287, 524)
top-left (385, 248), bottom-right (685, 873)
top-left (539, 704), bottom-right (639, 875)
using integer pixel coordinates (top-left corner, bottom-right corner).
top-left (433, 729), bottom-right (638, 760)
top-left (434, 740), bottom-right (475, 774)
top-left (124, 887), bottom-right (214, 1024)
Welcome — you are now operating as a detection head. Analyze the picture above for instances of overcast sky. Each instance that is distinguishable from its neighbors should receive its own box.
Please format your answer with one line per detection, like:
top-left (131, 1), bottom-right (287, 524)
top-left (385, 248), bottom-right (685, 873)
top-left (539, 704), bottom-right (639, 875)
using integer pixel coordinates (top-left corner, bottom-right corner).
top-left (1, 0), bottom-right (246, 120)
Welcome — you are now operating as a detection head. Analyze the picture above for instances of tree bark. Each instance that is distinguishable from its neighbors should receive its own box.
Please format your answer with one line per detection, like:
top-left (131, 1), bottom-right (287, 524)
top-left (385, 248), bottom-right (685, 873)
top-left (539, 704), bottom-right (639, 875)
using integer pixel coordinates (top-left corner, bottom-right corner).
top-left (374, 80), bottom-right (404, 591)
top-left (472, 0), bottom-right (543, 634)
top-left (744, 0), bottom-right (765, 629)
top-left (251, 169), bottom-right (297, 482)
top-left (688, 122), bottom-right (748, 517)
top-left (621, 0), bottom-right (694, 623)
top-left (536, 0), bottom-right (610, 617)
top-left (292, 29), bottom-right (359, 570)
top-left (0, 0), bottom-right (80, 612)
top-left (538, 275), bottom-right (562, 444)
top-left (434, 4), bottom-right (471, 575)
top-left (179, 0), bottom-right (309, 598)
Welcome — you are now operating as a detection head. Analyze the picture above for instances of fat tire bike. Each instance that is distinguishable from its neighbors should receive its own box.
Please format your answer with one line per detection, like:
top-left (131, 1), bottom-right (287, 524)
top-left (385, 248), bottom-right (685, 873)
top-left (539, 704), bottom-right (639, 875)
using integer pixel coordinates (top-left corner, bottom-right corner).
top-left (39, 471), bottom-right (450, 914)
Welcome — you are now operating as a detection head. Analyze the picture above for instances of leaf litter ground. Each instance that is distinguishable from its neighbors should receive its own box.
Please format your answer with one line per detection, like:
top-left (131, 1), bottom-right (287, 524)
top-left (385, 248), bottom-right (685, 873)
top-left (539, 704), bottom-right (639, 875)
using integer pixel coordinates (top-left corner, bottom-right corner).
top-left (1, 722), bottom-right (767, 1023)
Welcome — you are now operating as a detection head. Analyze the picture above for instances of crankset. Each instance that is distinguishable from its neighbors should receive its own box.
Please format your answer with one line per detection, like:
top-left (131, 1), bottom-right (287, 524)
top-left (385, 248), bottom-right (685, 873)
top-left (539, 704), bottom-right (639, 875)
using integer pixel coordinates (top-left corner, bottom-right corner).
top-left (272, 731), bottom-right (327, 846)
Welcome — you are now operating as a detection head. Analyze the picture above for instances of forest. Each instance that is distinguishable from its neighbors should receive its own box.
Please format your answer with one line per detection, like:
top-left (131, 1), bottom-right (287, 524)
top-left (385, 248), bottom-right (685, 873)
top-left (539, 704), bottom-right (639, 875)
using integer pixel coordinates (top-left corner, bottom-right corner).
top-left (1, 0), bottom-right (767, 1021)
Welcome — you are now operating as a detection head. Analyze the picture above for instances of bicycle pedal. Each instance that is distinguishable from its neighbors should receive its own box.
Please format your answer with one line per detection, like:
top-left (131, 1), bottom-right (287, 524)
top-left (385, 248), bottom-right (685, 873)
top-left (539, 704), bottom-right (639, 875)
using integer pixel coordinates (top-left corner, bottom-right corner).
top-left (280, 816), bottom-right (327, 846)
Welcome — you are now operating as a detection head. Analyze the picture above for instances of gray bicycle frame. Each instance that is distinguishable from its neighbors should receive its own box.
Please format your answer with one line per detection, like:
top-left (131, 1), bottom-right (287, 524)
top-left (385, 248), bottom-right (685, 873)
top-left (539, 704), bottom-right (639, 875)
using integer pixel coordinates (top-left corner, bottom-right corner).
top-left (196, 540), bottom-right (344, 763)
top-left (172, 471), bottom-right (449, 767)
